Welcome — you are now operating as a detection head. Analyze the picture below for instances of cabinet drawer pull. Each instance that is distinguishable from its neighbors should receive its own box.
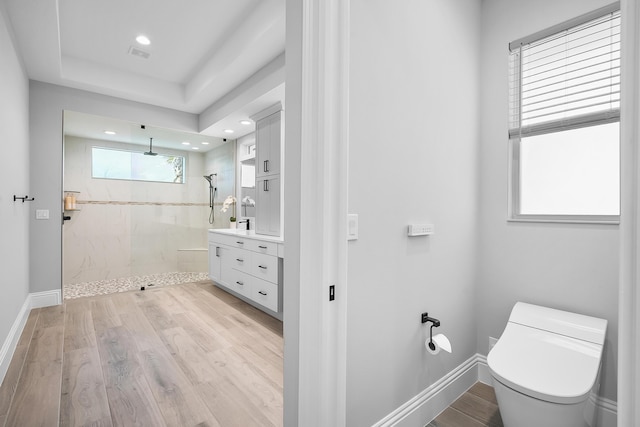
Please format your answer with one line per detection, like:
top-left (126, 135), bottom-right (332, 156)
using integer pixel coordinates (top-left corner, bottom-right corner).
top-left (258, 291), bottom-right (267, 296)
top-left (264, 160), bottom-right (270, 173)
top-left (258, 245), bottom-right (268, 249)
top-left (236, 258), bottom-right (244, 262)
top-left (215, 247), bottom-right (220, 257)
top-left (258, 265), bottom-right (267, 269)
top-left (236, 281), bottom-right (244, 286)
top-left (263, 179), bottom-right (269, 192)
top-left (236, 241), bottom-right (244, 245)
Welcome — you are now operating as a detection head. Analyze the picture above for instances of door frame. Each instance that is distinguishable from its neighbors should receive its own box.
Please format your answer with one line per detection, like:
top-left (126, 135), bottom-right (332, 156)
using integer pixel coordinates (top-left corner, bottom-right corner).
top-left (618, 0), bottom-right (640, 424)
top-left (284, 0), bottom-right (350, 425)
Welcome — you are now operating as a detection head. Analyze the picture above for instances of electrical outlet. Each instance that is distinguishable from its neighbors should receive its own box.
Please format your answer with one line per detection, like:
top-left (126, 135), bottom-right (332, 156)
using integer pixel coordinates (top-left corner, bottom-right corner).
top-left (489, 336), bottom-right (498, 351)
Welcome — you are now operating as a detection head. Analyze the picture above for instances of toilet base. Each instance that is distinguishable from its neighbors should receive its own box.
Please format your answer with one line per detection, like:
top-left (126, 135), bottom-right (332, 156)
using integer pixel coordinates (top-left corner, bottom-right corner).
top-left (491, 377), bottom-right (596, 427)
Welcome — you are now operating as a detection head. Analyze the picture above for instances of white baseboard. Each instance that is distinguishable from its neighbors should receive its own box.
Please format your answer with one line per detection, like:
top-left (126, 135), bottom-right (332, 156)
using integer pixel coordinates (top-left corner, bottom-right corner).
top-left (372, 354), bottom-right (480, 427)
top-left (477, 354), bottom-right (491, 384)
top-left (376, 354), bottom-right (618, 427)
top-left (29, 289), bottom-right (61, 308)
top-left (0, 296), bottom-right (31, 386)
top-left (594, 395), bottom-right (617, 427)
top-left (0, 289), bottom-right (61, 387)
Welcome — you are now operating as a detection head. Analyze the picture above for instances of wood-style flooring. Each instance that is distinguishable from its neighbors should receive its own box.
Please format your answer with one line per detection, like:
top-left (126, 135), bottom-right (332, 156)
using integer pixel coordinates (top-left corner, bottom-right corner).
top-left (428, 382), bottom-right (504, 427)
top-left (0, 279), bottom-right (505, 427)
top-left (0, 281), bottom-right (283, 427)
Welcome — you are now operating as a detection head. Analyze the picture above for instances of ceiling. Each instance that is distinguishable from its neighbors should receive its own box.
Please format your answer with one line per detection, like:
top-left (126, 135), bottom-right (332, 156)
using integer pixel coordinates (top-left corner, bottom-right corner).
top-left (3, 0), bottom-right (285, 141)
top-left (64, 111), bottom-right (229, 153)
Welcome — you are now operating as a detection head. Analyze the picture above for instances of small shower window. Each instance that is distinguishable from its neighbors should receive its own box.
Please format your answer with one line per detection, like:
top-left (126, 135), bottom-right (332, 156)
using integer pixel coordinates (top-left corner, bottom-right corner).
top-left (91, 147), bottom-right (185, 183)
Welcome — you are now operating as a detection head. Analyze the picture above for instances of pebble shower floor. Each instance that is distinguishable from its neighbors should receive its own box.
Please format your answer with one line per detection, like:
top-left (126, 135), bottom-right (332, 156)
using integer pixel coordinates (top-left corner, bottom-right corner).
top-left (63, 272), bottom-right (210, 299)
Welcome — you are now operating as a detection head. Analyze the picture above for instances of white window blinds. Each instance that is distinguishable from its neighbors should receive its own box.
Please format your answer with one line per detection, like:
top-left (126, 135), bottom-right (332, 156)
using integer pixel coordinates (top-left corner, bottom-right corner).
top-left (509, 5), bottom-right (620, 138)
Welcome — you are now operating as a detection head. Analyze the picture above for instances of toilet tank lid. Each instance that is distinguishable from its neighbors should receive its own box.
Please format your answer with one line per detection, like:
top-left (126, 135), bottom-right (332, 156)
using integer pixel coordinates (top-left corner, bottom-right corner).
top-left (509, 302), bottom-right (607, 345)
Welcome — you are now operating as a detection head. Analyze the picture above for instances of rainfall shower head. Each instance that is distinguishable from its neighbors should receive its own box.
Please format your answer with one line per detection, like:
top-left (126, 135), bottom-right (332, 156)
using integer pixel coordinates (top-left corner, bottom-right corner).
top-left (144, 137), bottom-right (158, 156)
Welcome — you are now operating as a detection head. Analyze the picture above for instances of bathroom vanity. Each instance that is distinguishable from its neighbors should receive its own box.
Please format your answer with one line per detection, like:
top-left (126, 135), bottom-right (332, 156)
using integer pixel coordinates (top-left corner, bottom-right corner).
top-left (209, 103), bottom-right (285, 319)
top-left (208, 229), bottom-right (284, 320)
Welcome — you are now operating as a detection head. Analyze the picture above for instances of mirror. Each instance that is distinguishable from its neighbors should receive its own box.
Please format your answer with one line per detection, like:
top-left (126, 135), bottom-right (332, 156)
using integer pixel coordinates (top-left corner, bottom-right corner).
top-left (237, 134), bottom-right (257, 224)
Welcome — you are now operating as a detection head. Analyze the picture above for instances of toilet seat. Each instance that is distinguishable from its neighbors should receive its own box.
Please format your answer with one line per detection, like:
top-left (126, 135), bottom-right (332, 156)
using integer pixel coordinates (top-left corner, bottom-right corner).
top-left (488, 322), bottom-right (603, 405)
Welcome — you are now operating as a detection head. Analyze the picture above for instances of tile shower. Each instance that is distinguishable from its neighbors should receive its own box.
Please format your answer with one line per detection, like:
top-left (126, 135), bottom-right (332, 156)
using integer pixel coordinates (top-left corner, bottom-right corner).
top-left (63, 134), bottom-right (235, 299)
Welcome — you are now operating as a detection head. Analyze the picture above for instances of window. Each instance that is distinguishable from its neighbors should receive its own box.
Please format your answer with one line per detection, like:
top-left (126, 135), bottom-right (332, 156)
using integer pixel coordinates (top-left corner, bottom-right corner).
top-left (92, 147), bottom-right (186, 183)
top-left (508, 4), bottom-right (620, 222)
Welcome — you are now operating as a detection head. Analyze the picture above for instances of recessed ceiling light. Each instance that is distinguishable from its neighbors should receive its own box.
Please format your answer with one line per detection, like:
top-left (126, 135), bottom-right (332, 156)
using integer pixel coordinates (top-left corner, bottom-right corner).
top-left (181, 141), bottom-right (191, 145)
top-left (224, 129), bottom-right (234, 134)
top-left (201, 141), bottom-right (210, 145)
top-left (136, 35), bottom-right (151, 45)
top-left (192, 147), bottom-right (200, 150)
top-left (239, 120), bottom-right (252, 126)
top-left (104, 130), bottom-right (116, 135)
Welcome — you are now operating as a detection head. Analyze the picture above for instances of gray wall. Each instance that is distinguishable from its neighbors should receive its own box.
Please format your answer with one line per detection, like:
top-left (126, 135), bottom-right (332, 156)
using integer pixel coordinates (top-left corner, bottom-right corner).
top-left (346, 1), bottom-right (481, 425)
top-left (29, 82), bottom-right (200, 293)
top-left (478, 0), bottom-right (619, 402)
top-left (0, 3), bottom-right (30, 354)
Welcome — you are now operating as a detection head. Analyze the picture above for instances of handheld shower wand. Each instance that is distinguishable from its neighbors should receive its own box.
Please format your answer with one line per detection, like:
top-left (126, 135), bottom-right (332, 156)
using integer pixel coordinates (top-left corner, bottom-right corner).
top-left (204, 174), bottom-right (217, 224)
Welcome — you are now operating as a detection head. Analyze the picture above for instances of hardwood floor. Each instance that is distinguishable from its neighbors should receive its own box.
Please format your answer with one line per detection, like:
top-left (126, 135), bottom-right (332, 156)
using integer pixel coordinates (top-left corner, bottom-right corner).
top-left (1, 280), bottom-right (505, 427)
top-left (0, 281), bottom-right (283, 427)
top-left (428, 382), bottom-right (504, 427)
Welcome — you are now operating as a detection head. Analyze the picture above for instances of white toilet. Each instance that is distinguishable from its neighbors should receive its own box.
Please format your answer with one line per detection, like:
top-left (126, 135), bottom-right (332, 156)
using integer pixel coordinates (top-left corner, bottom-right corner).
top-left (487, 302), bottom-right (607, 427)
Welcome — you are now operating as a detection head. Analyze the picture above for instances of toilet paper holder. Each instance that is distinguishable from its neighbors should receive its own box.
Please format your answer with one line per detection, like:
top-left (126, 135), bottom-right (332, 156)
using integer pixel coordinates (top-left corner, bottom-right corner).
top-left (421, 312), bottom-right (441, 351)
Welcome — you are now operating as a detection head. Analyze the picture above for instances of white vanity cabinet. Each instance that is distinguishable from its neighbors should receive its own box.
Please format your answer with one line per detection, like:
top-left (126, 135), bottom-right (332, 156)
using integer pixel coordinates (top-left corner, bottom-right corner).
top-left (255, 110), bottom-right (282, 178)
top-left (207, 242), bottom-right (224, 282)
top-left (208, 230), bottom-right (284, 319)
top-left (256, 175), bottom-right (281, 236)
top-left (251, 103), bottom-right (283, 237)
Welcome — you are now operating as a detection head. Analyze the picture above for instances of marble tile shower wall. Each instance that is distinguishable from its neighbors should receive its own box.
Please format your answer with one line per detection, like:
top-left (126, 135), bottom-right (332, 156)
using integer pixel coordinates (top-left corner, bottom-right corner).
top-left (63, 136), bottom-right (227, 285)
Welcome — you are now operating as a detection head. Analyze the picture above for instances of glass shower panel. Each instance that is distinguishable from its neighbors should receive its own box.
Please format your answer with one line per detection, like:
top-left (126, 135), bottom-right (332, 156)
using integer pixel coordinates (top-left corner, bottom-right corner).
top-left (129, 147), bottom-right (210, 288)
top-left (62, 110), bottom-right (231, 299)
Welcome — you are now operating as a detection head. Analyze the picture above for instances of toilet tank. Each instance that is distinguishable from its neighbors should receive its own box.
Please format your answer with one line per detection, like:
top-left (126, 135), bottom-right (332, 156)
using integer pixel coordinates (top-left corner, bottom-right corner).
top-left (508, 302), bottom-right (607, 345)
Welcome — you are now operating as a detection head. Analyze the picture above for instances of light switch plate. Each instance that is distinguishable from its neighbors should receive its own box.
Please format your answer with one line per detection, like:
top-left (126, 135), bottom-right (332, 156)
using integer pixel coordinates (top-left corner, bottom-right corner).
top-left (35, 209), bottom-right (49, 220)
top-left (347, 214), bottom-right (358, 241)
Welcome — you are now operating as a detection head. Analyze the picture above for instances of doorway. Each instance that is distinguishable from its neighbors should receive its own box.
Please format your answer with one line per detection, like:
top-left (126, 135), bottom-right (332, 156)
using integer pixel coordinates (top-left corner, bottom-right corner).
top-left (61, 110), bottom-right (234, 300)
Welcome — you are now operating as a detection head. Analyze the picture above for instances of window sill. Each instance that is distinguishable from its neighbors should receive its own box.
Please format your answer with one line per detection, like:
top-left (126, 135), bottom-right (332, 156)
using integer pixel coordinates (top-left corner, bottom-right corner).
top-left (508, 216), bottom-right (620, 225)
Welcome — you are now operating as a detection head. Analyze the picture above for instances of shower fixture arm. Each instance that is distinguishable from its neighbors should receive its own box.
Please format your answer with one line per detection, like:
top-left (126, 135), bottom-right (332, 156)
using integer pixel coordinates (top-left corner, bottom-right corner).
top-left (144, 137), bottom-right (158, 156)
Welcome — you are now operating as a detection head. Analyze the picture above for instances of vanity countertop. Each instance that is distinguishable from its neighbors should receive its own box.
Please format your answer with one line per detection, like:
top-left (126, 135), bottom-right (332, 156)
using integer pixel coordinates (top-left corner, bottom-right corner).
top-left (208, 228), bottom-right (284, 244)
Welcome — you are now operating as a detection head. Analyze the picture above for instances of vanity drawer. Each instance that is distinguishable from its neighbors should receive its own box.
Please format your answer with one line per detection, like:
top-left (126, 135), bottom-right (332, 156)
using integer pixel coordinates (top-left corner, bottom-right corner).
top-left (225, 269), bottom-right (252, 298)
top-left (229, 237), bottom-right (250, 249)
top-left (229, 248), bottom-right (252, 273)
top-left (245, 239), bottom-right (279, 256)
top-left (252, 279), bottom-right (278, 312)
top-left (209, 233), bottom-right (238, 247)
top-left (209, 233), bottom-right (250, 249)
top-left (251, 253), bottom-right (278, 283)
